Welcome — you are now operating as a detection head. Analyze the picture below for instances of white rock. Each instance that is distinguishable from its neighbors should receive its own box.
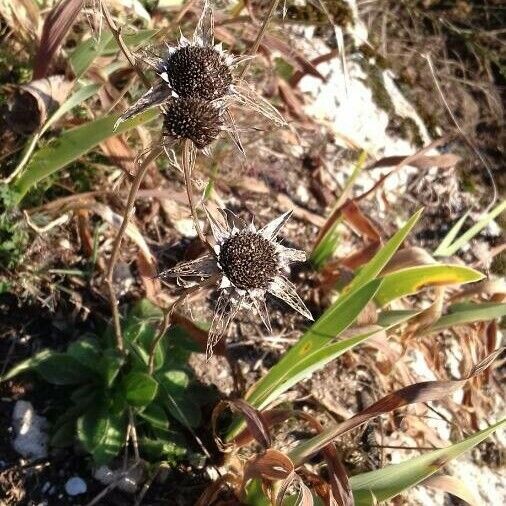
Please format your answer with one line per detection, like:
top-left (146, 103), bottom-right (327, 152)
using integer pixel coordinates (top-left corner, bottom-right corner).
top-left (174, 218), bottom-right (198, 238)
top-left (64, 477), bottom-right (87, 496)
top-left (12, 400), bottom-right (48, 459)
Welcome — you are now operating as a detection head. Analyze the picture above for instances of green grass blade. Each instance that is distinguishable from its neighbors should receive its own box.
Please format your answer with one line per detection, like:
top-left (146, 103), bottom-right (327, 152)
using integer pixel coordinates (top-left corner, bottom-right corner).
top-left (422, 302), bottom-right (506, 334)
top-left (434, 200), bottom-right (506, 257)
top-left (433, 211), bottom-right (469, 256)
top-left (346, 209), bottom-right (424, 295)
top-left (41, 83), bottom-right (102, 135)
top-left (375, 264), bottom-right (484, 306)
top-left (12, 109), bottom-right (158, 202)
top-left (350, 419), bottom-right (506, 505)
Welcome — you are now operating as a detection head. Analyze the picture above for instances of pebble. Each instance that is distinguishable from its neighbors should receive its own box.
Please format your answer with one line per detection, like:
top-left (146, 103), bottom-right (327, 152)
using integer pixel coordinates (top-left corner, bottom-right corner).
top-left (64, 477), bottom-right (87, 496)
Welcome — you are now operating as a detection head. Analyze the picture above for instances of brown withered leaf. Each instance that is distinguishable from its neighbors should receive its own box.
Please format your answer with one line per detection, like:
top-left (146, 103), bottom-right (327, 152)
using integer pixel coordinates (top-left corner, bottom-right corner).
top-left (292, 348), bottom-right (504, 465)
top-left (422, 475), bottom-right (480, 506)
top-left (7, 76), bottom-right (73, 133)
top-left (298, 413), bottom-right (353, 506)
top-left (290, 49), bottom-right (340, 88)
top-left (340, 200), bottom-right (380, 242)
top-left (261, 34), bottom-right (325, 81)
top-left (213, 400), bottom-right (272, 452)
top-left (233, 408), bottom-right (293, 448)
top-left (34, 0), bottom-right (84, 79)
top-left (278, 78), bottom-right (307, 120)
top-left (381, 247), bottom-right (436, 275)
top-left (369, 153), bottom-right (461, 171)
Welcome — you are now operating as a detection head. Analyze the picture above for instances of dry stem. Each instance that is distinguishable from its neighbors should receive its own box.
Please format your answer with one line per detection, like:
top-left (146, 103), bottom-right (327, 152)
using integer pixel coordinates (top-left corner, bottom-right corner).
top-left (105, 147), bottom-right (163, 352)
top-left (182, 139), bottom-right (207, 244)
top-left (239, 0), bottom-right (281, 79)
top-left (100, 0), bottom-right (151, 88)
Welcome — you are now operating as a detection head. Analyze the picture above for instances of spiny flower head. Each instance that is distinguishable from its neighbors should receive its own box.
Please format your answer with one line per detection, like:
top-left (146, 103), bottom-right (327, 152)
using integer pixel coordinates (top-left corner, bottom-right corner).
top-left (163, 97), bottom-right (223, 149)
top-left (158, 208), bottom-right (313, 359)
top-left (161, 45), bottom-right (233, 100)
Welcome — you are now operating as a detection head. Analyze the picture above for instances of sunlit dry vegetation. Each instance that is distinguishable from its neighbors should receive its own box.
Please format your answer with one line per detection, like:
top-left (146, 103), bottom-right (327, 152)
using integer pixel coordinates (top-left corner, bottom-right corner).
top-left (0, 0), bottom-right (504, 505)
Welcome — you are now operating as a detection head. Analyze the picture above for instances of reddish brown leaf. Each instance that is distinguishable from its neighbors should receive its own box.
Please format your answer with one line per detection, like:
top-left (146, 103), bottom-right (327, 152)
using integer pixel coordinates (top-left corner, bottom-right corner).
top-left (34, 0), bottom-right (83, 79)
top-left (213, 400), bottom-right (272, 452)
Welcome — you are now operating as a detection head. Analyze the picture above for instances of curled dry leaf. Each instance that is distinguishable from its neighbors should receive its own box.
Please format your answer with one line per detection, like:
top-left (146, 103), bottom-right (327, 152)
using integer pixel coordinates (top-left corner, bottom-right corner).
top-left (7, 76), bottom-right (74, 133)
top-left (34, 0), bottom-right (84, 79)
top-left (213, 400), bottom-right (272, 452)
top-left (233, 409), bottom-right (293, 448)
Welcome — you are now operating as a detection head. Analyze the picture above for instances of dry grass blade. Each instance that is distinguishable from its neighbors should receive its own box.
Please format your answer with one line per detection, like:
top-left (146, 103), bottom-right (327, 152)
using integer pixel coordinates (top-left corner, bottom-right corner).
top-left (381, 247), bottom-right (436, 275)
top-left (34, 0), bottom-right (84, 79)
top-left (421, 475), bottom-right (481, 506)
top-left (290, 348), bottom-right (504, 465)
top-left (212, 400), bottom-right (272, 452)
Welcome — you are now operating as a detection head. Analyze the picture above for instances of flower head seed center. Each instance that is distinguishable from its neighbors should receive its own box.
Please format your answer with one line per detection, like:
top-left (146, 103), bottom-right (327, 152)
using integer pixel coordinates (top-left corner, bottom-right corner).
top-left (219, 232), bottom-right (279, 290)
top-left (165, 46), bottom-right (232, 100)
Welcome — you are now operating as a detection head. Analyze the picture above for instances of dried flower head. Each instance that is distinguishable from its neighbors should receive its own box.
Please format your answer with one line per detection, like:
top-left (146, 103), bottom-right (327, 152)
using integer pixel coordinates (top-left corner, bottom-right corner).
top-left (159, 209), bottom-right (313, 359)
top-left (115, 0), bottom-right (287, 153)
top-left (163, 97), bottom-right (223, 149)
top-left (162, 45), bottom-right (233, 100)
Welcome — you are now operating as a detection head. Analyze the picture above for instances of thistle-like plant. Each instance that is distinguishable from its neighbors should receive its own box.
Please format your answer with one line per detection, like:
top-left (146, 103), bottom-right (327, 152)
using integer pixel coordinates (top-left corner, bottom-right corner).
top-left (159, 209), bottom-right (313, 358)
top-left (116, 0), bottom-right (286, 155)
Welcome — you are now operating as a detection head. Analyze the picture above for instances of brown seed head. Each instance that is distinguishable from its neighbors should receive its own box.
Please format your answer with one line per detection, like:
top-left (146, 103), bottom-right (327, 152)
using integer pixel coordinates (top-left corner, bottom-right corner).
top-left (165, 46), bottom-right (232, 100)
top-left (163, 97), bottom-right (222, 149)
top-left (219, 232), bottom-right (279, 290)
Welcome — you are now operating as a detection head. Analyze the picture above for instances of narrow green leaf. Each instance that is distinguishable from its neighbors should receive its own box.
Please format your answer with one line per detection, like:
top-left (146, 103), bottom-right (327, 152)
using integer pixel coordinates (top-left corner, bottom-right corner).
top-left (41, 83), bottom-right (102, 135)
top-left (123, 372), bottom-right (158, 407)
top-left (69, 31), bottom-right (114, 76)
top-left (434, 200), bottom-right (506, 257)
top-left (433, 211), bottom-right (470, 256)
top-left (423, 302), bottom-right (506, 334)
top-left (225, 279), bottom-right (383, 439)
top-left (350, 419), bottom-right (506, 504)
top-left (375, 265), bottom-right (484, 306)
top-left (12, 108), bottom-right (158, 202)
top-left (1, 349), bottom-right (53, 382)
top-left (346, 209), bottom-right (424, 294)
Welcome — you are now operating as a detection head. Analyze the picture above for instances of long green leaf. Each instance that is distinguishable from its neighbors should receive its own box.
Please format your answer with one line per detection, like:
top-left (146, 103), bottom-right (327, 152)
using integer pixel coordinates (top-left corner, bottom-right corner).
top-left (226, 279), bottom-right (385, 439)
top-left (350, 419), bottom-right (505, 504)
top-left (433, 211), bottom-right (470, 256)
top-left (375, 264), bottom-right (484, 306)
top-left (423, 302), bottom-right (506, 334)
top-left (12, 108), bottom-right (158, 202)
top-left (346, 209), bottom-right (424, 294)
top-left (434, 200), bottom-right (506, 257)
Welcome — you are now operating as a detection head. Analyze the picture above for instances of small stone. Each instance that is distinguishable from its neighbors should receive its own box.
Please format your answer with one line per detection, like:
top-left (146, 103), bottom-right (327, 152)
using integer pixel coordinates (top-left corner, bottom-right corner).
top-left (12, 400), bottom-right (48, 459)
top-left (64, 477), bottom-right (87, 496)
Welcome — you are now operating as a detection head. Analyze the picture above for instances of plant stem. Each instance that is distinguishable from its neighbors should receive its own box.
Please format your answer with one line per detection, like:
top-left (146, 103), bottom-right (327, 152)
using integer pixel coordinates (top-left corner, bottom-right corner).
top-left (105, 147), bottom-right (162, 353)
top-left (100, 0), bottom-right (151, 87)
top-left (147, 274), bottom-right (221, 373)
top-left (239, 0), bottom-right (281, 80)
top-left (182, 139), bottom-right (206, 244)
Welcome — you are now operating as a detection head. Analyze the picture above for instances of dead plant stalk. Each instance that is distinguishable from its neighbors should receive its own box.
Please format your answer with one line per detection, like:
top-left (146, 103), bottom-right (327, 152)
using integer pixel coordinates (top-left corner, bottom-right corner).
top-left (105, 147), bottom-right (163, 353)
